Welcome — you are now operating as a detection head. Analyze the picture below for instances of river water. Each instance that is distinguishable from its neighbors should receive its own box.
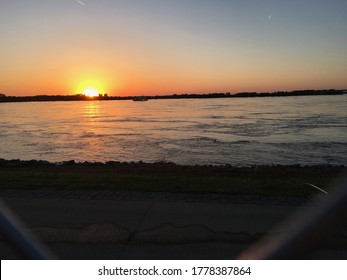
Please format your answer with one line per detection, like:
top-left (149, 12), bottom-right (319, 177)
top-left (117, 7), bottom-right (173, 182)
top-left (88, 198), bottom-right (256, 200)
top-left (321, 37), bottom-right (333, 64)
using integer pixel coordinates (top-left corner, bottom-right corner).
top-left (0, 95), bottom-right (346, 166)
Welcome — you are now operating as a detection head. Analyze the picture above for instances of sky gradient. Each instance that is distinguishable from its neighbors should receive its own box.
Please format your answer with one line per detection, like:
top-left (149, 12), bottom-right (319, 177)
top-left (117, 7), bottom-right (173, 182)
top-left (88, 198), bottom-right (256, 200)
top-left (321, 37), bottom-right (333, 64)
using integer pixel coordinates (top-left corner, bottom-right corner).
top-left (1, 0), bottom-right (347, 96)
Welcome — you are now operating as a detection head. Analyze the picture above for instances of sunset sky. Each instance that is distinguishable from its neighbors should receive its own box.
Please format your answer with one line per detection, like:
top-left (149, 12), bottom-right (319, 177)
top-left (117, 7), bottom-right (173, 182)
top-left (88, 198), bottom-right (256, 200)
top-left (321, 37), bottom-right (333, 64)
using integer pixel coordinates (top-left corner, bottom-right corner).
top-left (1, 0), bottom-right (346, 96)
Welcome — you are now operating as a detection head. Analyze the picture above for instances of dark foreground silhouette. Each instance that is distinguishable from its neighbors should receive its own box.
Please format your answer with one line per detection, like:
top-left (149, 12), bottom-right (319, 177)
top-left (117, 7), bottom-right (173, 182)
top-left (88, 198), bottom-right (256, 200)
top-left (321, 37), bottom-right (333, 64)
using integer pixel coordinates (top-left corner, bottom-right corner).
top-left (0, 89), bottom-right (345, 103)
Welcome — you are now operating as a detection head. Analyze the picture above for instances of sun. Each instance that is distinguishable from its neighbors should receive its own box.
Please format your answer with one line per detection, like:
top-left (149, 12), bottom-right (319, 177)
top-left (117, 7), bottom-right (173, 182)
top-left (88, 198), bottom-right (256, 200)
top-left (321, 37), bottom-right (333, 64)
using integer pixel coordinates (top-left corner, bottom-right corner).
top-left (83, 88), bottom-right (99, 97)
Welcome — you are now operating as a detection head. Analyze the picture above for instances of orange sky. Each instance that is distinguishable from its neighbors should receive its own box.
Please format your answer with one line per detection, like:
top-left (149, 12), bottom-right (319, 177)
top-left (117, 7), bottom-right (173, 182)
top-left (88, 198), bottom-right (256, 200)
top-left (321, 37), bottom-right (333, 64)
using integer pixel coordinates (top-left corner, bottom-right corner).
top-left (1, 1), bottom-right (346, 96)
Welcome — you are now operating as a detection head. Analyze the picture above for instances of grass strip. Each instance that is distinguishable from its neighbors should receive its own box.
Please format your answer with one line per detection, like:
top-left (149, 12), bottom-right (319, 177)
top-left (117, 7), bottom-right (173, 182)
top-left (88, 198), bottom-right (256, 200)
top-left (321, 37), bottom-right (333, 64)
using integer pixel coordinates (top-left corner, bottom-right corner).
top-left (0, 164), bottom-right (345, 196)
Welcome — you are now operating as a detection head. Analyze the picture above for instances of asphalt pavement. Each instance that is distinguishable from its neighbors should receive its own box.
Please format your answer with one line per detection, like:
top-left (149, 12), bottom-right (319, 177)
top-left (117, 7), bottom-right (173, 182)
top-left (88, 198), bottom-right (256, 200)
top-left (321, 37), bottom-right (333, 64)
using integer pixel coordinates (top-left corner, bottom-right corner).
top-left (0, 190), bottom-right (346, 259)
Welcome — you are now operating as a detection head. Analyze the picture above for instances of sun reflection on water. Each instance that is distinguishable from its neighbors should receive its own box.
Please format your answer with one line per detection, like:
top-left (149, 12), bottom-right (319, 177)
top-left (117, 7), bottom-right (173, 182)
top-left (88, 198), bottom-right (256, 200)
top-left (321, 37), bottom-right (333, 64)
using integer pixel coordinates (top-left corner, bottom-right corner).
top-left (84, 101), bottom-right (100, 120)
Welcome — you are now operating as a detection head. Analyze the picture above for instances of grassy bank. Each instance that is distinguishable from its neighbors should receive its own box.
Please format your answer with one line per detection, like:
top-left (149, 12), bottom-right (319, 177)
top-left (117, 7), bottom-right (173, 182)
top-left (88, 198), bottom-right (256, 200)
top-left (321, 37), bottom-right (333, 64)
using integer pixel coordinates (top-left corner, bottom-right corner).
top-left (0, 161), bottom-right (345, 196)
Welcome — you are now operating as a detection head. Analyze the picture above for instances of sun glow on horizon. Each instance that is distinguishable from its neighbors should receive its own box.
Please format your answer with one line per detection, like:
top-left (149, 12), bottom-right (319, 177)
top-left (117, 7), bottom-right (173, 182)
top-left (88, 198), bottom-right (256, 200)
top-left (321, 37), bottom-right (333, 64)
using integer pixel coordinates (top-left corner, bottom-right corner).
top-left (73, 74), bottom-right (109, 97)
top-left (83, 88), bottom-right (99, 97)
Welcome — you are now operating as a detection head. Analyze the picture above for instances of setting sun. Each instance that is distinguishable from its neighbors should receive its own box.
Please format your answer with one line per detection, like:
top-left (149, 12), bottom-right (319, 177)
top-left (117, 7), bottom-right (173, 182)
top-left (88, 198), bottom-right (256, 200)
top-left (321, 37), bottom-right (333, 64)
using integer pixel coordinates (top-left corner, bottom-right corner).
top-left (74, 76), bottom-right (110, 97)
top-left (83, 88), bottom-right (99, 97)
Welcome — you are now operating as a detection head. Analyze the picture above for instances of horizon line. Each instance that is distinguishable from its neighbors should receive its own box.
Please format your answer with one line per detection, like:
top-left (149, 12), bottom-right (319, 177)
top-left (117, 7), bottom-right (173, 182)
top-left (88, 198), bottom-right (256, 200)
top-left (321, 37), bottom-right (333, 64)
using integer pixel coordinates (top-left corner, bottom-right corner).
top-left (1, 88), bottom-right (346, 98)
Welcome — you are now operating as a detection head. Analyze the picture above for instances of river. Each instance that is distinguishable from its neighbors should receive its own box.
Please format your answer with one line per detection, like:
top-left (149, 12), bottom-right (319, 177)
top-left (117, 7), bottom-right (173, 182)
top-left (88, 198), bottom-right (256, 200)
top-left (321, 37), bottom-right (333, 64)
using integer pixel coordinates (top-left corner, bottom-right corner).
top-left (0, 95), bottom-right (346, 166)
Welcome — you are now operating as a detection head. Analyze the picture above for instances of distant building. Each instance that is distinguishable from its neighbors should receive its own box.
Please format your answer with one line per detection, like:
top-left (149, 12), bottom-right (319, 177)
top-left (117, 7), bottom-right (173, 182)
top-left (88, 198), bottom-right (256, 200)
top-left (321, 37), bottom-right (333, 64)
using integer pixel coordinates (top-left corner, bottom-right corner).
top-left (0, 93), bottom-right (6, 98)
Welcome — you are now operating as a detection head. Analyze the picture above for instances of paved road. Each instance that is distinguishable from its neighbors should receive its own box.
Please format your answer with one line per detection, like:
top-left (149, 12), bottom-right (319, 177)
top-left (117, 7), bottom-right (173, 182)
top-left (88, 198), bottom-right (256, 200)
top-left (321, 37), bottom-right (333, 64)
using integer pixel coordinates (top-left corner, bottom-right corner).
top-left (1, 190), bottom-right (346, 259)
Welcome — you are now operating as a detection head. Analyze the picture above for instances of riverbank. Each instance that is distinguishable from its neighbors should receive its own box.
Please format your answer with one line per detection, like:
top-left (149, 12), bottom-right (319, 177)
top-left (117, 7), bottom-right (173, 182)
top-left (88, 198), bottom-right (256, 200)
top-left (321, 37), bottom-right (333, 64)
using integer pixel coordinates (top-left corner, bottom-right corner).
top-left (0, 159), bottom-right (345, 196)
top-left (1, 159), bottom-right (346, 259)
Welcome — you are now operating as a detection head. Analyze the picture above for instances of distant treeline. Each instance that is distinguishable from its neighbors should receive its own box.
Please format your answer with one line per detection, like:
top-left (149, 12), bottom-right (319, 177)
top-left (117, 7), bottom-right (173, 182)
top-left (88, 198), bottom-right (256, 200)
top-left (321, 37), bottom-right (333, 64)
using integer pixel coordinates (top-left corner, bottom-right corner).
top-left (0, 89), bottom-right (345, 103)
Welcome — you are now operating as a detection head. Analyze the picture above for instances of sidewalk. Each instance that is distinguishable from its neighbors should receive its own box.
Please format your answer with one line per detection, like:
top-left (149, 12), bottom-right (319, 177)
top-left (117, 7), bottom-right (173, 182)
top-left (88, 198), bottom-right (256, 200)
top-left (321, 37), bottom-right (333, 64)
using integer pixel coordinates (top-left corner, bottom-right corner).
top-left (0, 190), bottom-right (345, 259)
